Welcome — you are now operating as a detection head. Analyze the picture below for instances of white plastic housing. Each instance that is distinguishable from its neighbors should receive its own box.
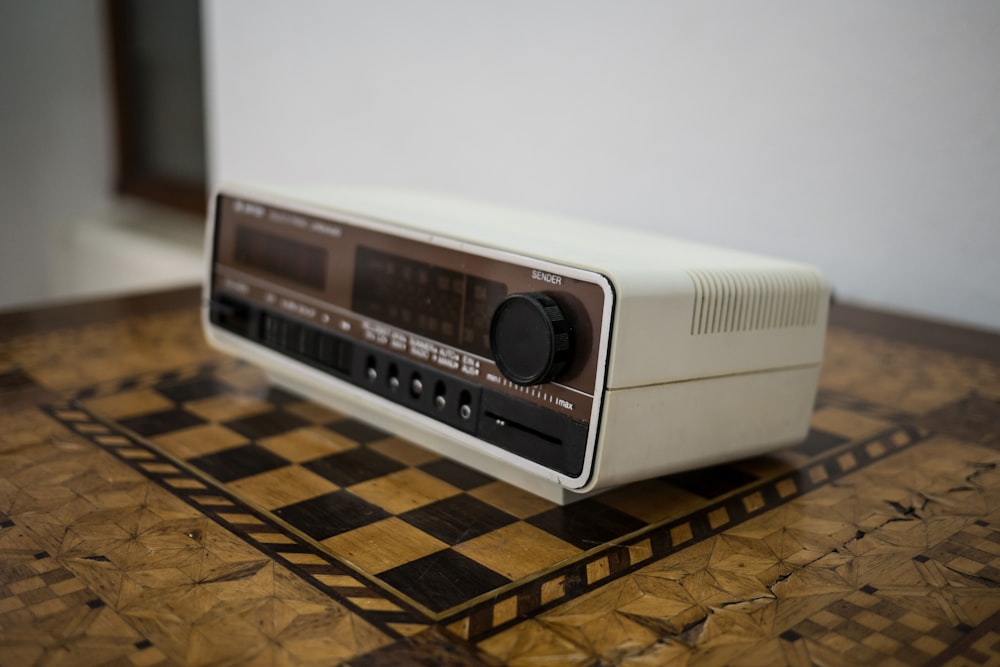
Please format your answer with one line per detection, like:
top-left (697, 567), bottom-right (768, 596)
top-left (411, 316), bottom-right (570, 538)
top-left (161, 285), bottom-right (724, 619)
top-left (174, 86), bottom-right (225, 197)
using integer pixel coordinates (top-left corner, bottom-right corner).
top-left (203, 184), bottom-right (829, 503)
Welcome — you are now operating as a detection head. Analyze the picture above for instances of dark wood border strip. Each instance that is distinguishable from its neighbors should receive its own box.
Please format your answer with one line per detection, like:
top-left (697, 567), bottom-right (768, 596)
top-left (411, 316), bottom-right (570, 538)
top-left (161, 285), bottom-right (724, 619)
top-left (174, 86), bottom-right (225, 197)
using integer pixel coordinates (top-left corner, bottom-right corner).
top-left (0, 286), bottom-right (200, 340)
top-left (814, 388), bottom-right (915, 422)
top-left (829, 302), bottom-right (1000, 364)
top-left (69, 358), bottom-right (244, 402)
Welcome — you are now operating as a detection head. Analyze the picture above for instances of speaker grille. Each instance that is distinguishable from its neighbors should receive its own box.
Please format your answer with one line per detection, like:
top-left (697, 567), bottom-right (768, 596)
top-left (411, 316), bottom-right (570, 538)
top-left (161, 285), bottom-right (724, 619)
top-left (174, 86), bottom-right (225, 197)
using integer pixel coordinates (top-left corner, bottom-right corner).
top-left (687, 269), bottom-right (824, 335)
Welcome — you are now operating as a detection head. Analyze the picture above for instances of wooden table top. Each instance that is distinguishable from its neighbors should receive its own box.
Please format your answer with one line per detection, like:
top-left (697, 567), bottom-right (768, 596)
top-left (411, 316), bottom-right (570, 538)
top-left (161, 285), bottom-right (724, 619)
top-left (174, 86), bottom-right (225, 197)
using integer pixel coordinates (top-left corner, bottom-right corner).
top-left (2, 287), bottom-right (999, 666)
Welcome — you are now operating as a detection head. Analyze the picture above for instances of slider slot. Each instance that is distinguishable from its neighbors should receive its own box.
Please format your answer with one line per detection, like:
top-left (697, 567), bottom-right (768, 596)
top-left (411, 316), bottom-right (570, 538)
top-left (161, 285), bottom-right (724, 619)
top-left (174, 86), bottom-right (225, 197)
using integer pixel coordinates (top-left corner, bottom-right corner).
top-left (479, 390), bottom-right (588, 476)
top-left (484, 411), bottom-right (562, 446)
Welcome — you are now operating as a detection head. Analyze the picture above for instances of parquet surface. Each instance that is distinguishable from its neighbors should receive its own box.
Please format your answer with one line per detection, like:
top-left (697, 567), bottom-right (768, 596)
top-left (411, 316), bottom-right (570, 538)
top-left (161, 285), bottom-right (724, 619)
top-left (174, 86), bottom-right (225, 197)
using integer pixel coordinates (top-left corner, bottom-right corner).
top-left (1, 292), bottom-right (999, 665)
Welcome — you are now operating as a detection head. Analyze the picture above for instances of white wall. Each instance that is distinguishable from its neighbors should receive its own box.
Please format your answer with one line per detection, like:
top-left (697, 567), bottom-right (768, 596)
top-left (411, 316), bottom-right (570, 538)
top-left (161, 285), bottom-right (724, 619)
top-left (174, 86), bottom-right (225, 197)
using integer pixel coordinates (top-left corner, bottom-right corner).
top-left (204, 1), bottom-right (1000, 331)
top-left (0, 0), bottom-right (111, 307)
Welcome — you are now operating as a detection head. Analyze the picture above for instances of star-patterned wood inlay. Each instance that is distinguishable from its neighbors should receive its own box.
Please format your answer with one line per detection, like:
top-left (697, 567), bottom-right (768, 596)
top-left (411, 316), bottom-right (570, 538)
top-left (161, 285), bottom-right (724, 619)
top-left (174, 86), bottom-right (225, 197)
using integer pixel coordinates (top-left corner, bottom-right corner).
top-left (2, 290), bottom-right (1000, 665)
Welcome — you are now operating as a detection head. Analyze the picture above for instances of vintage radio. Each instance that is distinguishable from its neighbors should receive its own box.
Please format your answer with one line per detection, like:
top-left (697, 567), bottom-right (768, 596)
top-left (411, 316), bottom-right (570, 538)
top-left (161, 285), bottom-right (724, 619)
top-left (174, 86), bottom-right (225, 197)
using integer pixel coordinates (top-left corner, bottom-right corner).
top-left (203, 185), bottom-right (829, 503)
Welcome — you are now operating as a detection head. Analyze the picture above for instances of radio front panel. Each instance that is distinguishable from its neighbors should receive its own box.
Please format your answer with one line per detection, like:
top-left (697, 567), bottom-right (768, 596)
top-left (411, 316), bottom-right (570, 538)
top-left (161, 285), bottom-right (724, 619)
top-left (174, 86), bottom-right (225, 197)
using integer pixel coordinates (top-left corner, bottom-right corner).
top-left (208, 193), bottom-right (614, 481)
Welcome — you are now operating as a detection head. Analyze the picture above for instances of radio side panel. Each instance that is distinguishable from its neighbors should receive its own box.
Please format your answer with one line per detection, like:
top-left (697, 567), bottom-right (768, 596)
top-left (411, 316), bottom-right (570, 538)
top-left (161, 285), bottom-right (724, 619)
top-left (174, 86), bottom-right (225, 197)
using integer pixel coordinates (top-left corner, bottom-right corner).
top-left (604, 263), bottom-right (830, 390)
top-left (588, 364), bottom-right (821, 492)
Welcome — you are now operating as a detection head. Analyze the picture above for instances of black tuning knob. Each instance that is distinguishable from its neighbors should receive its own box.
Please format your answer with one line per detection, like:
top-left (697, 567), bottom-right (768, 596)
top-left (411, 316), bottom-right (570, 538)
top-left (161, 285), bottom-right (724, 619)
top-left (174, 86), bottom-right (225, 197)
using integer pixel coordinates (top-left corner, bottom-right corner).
top-left (489, 292), bottom-right (572, 386)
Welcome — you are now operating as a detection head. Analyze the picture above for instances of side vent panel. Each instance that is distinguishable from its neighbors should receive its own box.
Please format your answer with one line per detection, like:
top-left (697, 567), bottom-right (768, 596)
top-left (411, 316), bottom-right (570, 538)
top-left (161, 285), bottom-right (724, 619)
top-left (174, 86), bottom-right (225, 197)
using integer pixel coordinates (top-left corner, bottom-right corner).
top-left (687, 269), bottom-right (824, 335)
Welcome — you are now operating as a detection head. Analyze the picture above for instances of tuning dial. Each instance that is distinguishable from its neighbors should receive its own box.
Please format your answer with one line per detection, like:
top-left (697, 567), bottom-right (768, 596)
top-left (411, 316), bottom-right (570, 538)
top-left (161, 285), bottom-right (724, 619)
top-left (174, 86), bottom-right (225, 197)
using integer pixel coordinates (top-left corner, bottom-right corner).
top-left (489, 292), bottom-right (572, 386)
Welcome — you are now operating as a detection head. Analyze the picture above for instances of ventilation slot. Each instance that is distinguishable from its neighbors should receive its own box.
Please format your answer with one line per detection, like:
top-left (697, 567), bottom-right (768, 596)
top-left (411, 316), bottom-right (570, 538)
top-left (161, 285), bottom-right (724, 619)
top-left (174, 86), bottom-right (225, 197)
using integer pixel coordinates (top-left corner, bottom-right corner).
top-left (687, 269), bottom-right (824, 335)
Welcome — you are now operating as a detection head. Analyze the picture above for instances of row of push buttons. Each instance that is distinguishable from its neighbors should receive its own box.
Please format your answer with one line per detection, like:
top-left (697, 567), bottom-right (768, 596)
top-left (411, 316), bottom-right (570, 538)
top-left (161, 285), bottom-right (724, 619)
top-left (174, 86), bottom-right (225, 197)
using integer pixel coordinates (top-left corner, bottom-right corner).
top-left (363, 356), bottom-right (473, 420)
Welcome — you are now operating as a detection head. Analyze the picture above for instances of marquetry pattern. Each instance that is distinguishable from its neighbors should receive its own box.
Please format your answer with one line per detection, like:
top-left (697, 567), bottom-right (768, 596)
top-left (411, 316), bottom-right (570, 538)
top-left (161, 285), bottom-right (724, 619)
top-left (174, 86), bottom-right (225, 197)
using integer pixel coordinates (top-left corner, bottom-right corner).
top-left (3, 308), bottom-right (219, 393)
top-left (447, 423), bottom-right (931, 641)
top-left (0, 514), bottom-right (168, 666)
top-left (43, 402), bottom-right (429, 641)
top-left (772, 485), bottom-right (1000, 667)
top-left (6, 302), bottom-right (999, 666)
top-left (779, 585), bottom-right (974, 664)
top-left (814, 387), bottom-right (917, 423)
top-left (925, 609), bottom-right (1000, 667)
top-left (919, 392), bottom-right (1000, 449)
top-left (819, 326), bottom-right (1000, 415)
top-left (347, 626), bottom-right (503, 667)
top-left (71, 357), bottom-right (246, 404)
top-left (46, 362), bottom-right (934, 642)
top-left (476, 433), bottom-right (1000, 666)
top-left (919, 520), bottom-right (1000, 589)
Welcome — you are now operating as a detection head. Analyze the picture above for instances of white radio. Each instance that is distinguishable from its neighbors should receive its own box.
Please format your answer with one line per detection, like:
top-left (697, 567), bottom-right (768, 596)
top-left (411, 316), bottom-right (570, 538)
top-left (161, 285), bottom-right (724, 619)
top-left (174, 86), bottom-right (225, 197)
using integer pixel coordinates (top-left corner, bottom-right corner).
top-left (203, 185), bottom-right (829, 503)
